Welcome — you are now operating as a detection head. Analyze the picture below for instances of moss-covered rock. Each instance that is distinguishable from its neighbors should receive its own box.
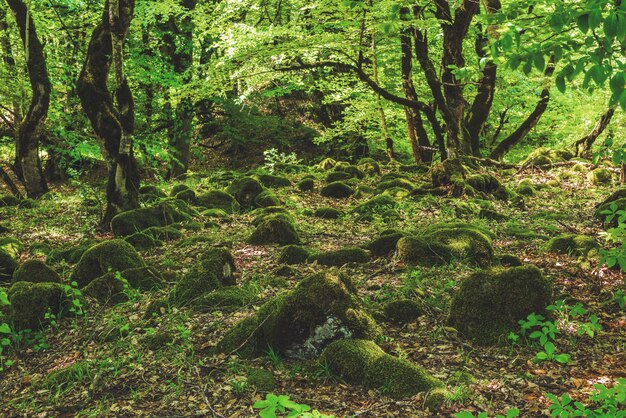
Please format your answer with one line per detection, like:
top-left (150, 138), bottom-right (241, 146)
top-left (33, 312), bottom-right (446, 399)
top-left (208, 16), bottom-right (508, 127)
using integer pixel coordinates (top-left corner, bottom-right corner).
top-left (546, 234), bottom-right (599, 257)
top-left (448, 265), bottom-right (552, 344)
top-left (588, 168), bottom-right (613, 185)
top-left (0, 249), bottom-right (18, 282)
top-left (320, 339), bottom-right (443, 399)
top-left (139, 185), bottom-right (166, 198)
top-left (326, 171), bottom-right (353, 183)
top-left (310, 247), bottom-right (370, 266)
top-left (318, 158), bottom-right (337, 170)
top-left (357, 158), bottom-right (381, 176)
top-left (377, 178), bottom-right (416, 192)
top-left (314, 207), bottom-right (343, 219)
top-left (81, 272), bottom-right (128, 305)
top-left (320, 182), bottom-right (354, 199)
top-left (259, 174), bottom-right (291, 188)
top-left (12, 260), bottom-right (61, 284)
top-left (383, 299), bottom-right (423, 323)
top-left (0, 237), bottom-right (21, 258)
top-left (478, 209), bottom-right (506, 222)
top-left (8, 282), bottom-right (71, 330)
top-left (70, 240), bottom-right (145, 288)
top-left (196, 190), bottom-right (240, 214)
top-left (297, 178), bottom-right (315, 192)
top-left (169, 247), bottom-right (236, 306)
top-left (499, 254), bottom-right (523, 267)
top-left (192, 286), bottom-right (257, 312)
top-left (47, 241), bottom-right (96, 265)
top-left (217, 272), bottom-right (380, 359)
top-left (254, 190), bottom-right (281, 208)
top-left (227, 177), bottom-right (264, 208)
top-left (365, 231), bottom-right (404, 257)
top-left (396, 236), bottom-right (453, 267)
top-left (466, 174), bottom-right (501, 194)
top-left (124, 232), bottom-right (164, 250)
top-left (517, 183), bottom-right (535, 196)
top-left (352, 195), bottom-right (396, 215)
top-left (173, 188), bottom-right (196, 203)
top-left (431, 158), bottom-right (467, 187)
top-left (278, 245), bottom-right (310, 265)
top-left (201, 208), bottom-right (230, 221)
top-left (334, 163), bottom-right (364, 179)
top-left (248, 216), bottom-right (300, 245)
top-left (119, 266), bottom-right (164, 290)
top-left (523, 147), bottom-right (573, 166)
top-left (251, 208), bottom-right (294, 227)
top-left (110, 202), bottom-right (189, 236)
top-left (247, 368), bottom-right (276, 391)
top-left (0, 195), bottom-right (20, 207)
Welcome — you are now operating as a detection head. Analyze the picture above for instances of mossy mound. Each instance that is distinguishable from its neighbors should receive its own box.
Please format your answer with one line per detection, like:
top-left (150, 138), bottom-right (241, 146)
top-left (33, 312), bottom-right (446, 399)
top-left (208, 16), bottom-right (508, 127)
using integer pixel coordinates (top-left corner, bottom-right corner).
top-left (326, 171), bottom-right (353, 183)
top-left (377, 178), bottom-right (416, 192)
top-left (357, 158), bottom-right (381, 176)
top-left (110, 203), bottom-right (189, 236)
top-left (169, 247), bottom-right (236, 306)
top-left (170, 184), bottom-right (191, 196)
top-left (314, 207), bottom-right (343, 219)
top-left (12, 260), bottom-right (61, 284)
top-left (124, 232), bottom-right (164, 250)
top-left (396, 236), bottom-right (453, 267)
top-left (254, 190), bottom-right (281, 208)
top-left (523, 147), bottom-right (573, 166)
top-left (517, 183), bottom-right (535, 196)
top-left (0, 195), bottom-right (20, 207)
top-left (201, 208), bottom-right (230, 220)
top-left (431, 158), bottom-right (467, 187)
top-left (8, 282), bottom-right (72, 330)
top-left (546, 234), bottom-right (599, 257)
top-left (196, 190), bottom-right (240, 214)
top-left (248, 216), bottom-right (300, 245)
top-left (297, 178), bottom-right (315, 192)
top-left (227, 177), bottom-right (264, 208)
top-left (466, 174), bottom-right (501, 194)
top-left (0, 237), bottom-right (21, 258)
top-left (192, 286), bottom-right (257, 312)
top-left (81, 272), bottom-right (129, 305)
top-left (174, 189), bottom-right (196, 204)
top-left (334, 163), bottom-right (364, 179)
top-left (0, 249), bottom-right (18, 282)
top-left (217, 272), bottom-right (380, 359)
top-left (383, 299), bottom-right (423, 323)
top-left (588, 168), bottom-right (613, 185)
top-left (499, 254), bottom-right (523, 267)
top-left (448, 265), bottom-right (552, 344)
top-left (118, 266), bottom-right (164, 290)
top-left (320, 182), bottom-right (354, 199)
top-left (352, 195), bottom-right (396, 215)
top-left (278, 245), bottom-right (310, 265)
top-left (364, 231), bottom-right (404, 257)
top-left (247, 368), bottom-right (277, 391)
top-left (318, 158), bottom-right (337, 170)
top-left (70, 240), bottom-right (145, 288)
top-left (479, 209), bottom-right (506, 222)
top-left (251, 208), bottom-right (294, 227)
top-left (259, 174), bottom-right (291, 188)
top-left (310, 247), bottom-right (370, 266)
top-left (320, 339), bottom-right (443, 399)
top-left (139, 185), bottom-right (166, 198)
top-left (47, 241), bottom-right (96, 265)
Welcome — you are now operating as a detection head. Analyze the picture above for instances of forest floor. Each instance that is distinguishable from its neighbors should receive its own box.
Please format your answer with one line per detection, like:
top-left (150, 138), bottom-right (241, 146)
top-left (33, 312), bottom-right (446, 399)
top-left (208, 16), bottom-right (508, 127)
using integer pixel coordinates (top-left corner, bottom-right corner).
top-left (0, 160), bottom-right (625, 418)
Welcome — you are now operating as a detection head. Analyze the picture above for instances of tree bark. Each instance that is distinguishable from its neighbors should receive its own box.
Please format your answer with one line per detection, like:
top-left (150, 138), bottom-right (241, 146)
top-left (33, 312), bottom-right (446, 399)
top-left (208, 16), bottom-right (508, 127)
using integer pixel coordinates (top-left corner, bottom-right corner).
top-left (0, 6), bottom-right (21, 132)
top-left (370, 34), bottom-right (394, 161)
top-left (77, 0), bottom-right (139, 226)
top-left (5, 0), bottom-right (50, 197)
top-left (574, 107), bottom-right (616, 158)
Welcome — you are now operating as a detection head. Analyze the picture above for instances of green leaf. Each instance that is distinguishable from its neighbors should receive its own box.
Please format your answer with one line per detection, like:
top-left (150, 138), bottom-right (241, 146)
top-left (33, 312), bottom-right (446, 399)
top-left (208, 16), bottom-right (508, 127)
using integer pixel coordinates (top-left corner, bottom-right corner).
top-left (533, 53), bottom-right (546, 72)
top-left (259, 408), bottom-right (278, 418)
top-left (555, 353), bottom-right (571, 364)
top-left (0, 323), bottom-right (11, 334)
top-left (604, 12), bottom-right (618, 39)
top-left (610, 73), bottom-right (624, 97)
top-left (619, 89), bottom-right (626, 110)
top-left (589, 9), bottom-right (603, 30)
top-left (544, 341), bottom-right (556, 355)
top-left (577, 14), bottom-right (590, 33)
top-left (556, 75), bottom-right (566, 93)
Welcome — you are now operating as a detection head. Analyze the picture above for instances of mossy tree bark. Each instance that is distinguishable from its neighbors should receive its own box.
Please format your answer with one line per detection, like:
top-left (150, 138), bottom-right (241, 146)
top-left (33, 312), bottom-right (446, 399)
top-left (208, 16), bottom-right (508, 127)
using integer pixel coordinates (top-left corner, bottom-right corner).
top-left (5, 0), bottom-right (50, 198)
top-left (574, 107), bottom-right (616, 158)
top-left (77, 0), bottom-right (139, 226)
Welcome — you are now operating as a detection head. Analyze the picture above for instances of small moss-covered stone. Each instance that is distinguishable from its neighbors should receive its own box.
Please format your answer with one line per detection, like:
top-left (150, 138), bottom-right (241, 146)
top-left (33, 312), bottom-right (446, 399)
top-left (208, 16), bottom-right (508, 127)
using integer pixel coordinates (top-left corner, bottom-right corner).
top-left (499, 254), bottom-right (523, 267)
top-left (254, 190), bottom-right (281, 208)
top-left (249, 216), bottom-right (300, 245)
top-left (196, 190), bottom-right (240, 214)
top-left (8, 282), bottom-right (70, 330)
top-left (125, 232), bottom-right (164, 250)
top-left (139, 185), bottom-right (166, 198)
top-left (377, 178), bottom-right (416, 192)
top-left (479, 209), bottom-right (506, 222)
top-left (383, 299), bottom-right (423, 323)
top-left (170, 247), bottom-right (235, 306)
top-left (431, 158), bottom-right (467, 187)
top-left (193, 286), bottom-right (257, 312)
top-left (297, 178), bottom-right (315, 192)
top-left (119, 266), bottom-right (164, 290)
top-left (357, 158), bottom-right (381, 176)
top-left (70, 240), bottom-right (145, 288)
top-left (247, 368), bottom-right (276, 391)
top-left (201, 208), bottom-right (230, 220)
top-left (259, 174), bottom-right (291, 188)
top-left (448, 265), bottom-right (552, 344)
top-left (227, 177), bottom-right (264, 208)
top-left (547, 234), bottom-right (599, 257)
top-left (466, 174), bottom-right (501, 194)
top-left (523, 147), bottom-right (572, 166)
top-left (365, 232), bottom-right (404, 257)
top-left (396, 236), bottom-right (452, 267)
top-left (0, 237), bottom-right (21, 258)
top-left (81, 272), bottom-right (128, 305)
top-left (0, 249), bottom-right (18, 282)
top-left (47, 241), bottom-right (95, 265)
top-left (0, 195), bottom-right (20, 207)
top-left (12, 260), bottom-right (61, 284)
top-left (170, 184), bottom-right (190, 196)
top-left (314, 207), bottom-right (343, 219)
top-left (326, 171), bottom-right (353, 183)
top-left (111, 203), bottom-right (189, 236)
top-left (278, 245), bottom-right (310, 265)
top-left (252, 208), bottom-right (294, 226)
top-left (174, 189), bottom-right (196, 203)
top-left (588, 168), bottom-right (613, 185)
top-left (320, 339), bottom-right (443, 399)
top-left (352, 195), bottom-right (396, 215)
top-left (320, 182), bottom-right (354, 199)
top-left (310, 247), bottom-right (370, 266)
top-left (517, 183), bottom-right (535, 196)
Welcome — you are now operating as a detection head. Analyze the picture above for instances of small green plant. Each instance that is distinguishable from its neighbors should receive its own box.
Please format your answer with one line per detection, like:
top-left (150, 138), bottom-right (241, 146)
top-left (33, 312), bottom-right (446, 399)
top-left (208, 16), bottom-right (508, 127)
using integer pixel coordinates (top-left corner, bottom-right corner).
top-left (114, 271), bottom-right (141, 302)
top-left (455, 409), bottom-right (520, 418)
top-left (598, 202), bottom-right (626, 270)
top-left (266, 345), bottom-right (282, 368)
top-left (0, 290), bottom-right (13, 371)
top-left (605, 289), bottom-right (626, 310)
top-left (253, 393), bottom-right (335, 418)
top-left (546, 378), bottom-right (626, 417)
top-left (513, 313), bottom-right (571, 364)
top-left (263, 148), bottom-right (301, 173)
top-left (63, 281), bottom-right (85, 317)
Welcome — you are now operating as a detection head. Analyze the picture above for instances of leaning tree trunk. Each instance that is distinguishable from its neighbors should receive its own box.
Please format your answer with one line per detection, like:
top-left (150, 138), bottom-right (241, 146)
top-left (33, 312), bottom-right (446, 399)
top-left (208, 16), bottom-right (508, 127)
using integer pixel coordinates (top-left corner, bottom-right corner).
top-left (5, 0), bottom-right (50, 197)
top-left (77, 0), bottom-right (138, 226)
top-left (574, 107), bottom-right (616, 158)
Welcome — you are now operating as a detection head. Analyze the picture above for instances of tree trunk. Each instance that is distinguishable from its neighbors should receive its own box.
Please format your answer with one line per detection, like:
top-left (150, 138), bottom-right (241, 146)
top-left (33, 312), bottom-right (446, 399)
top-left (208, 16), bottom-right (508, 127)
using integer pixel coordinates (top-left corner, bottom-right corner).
top-left (371, 32), bottom-right (394, 162)
top-left (5, 0), bottom-right (50, 197)
top-left (574, 107), bottom-right (616, 158)
top-left (0, 6), bottom-right (21, 132)
top-left (77, 0), bottom-right (138, 226)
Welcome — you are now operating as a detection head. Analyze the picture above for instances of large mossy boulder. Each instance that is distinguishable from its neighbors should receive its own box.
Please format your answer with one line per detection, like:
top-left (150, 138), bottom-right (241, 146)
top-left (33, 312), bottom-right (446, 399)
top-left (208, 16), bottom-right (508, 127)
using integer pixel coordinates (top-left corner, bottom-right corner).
top-left (169, 247), bottom-right (236, 306)
top-left (278, 245), bottom-right (310, 265)
top-left (259, 174), bottom-right (291, 188)
top-left (254, 190), bottom-right (281, 208)
top-left (310, 247), bottom-right (370, 266)
top-left (431, 158), bottom-right (467, 187)
top-left (248, 215), bottom-right (300, 245)
top-left (383, 299), bottom-right (423, 323)
top-left (196, 190), bottom-right (240, 214)
top-left (365, 231), bottom-right (404, 257)
top-left (227, 177), bottom-right (264, 208)
top-left (110, 202), bottom-right (189, 236)
top-left (47, 241), bottom-right (96, 265)
top-left (546, 234), bottom-right (599, 257)
top-left (320, 339), bottom-right (443, 399)
top-left (7, 282), bottom-right (71, 330)
top-left (12, 260), bottom-right (61, 284)
top-left (81, 272), bottom-right (129, 305)
top-left (297, 178), bottom-right (315, 192)
top-left (70, 240), bottom-right (145, 288)
top-left (314, 207), bottom-right (343, 219)
top-left (320, 182), bottom-right (354, 199)
top-left (448, 265), bottom-right (552, 344)
top-left (217, 272), bottom-right (380, 359)
top-left (523, 147), bottom-right (573, 166)
top-left (588, 168), bottom-right (613, 185)
top-left (0, 249), bottom-right (18, 282)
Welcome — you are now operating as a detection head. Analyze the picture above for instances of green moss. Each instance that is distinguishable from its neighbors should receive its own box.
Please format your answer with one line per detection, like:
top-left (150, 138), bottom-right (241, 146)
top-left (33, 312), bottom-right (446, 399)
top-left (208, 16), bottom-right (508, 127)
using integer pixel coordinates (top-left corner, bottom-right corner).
top-left (227, 177), bottom-right (264, 208)
top-left (201, 208), bottom-right (230, 220)
top-left (47, 241), bottom-right (96, 265)
top-left (320, 182), bottom-right (354, 199)
top-left (334, 163), bottom-right (364, 179)
top-left (12, 260), bottom-right (61, 284)
top-left (70, 240), bottom-right (145, 288)
top-left (431, 158), bottom-right (467, 187)
top-left (466, 174), bottom-right (501, 194)
top-left (588, 168), bottom-right (613, 185)
top-left (124, 232), bottom-right (164, 250)
top-left (247, 368), bottom-right (277, 391)
top-left (314, 207), bottom-right (343, 219)
top-left (81, 272), bottom-right (128, 305)
top-left (517, 183), bottom-right (535, 196)
top-left (499, 254), bottom-right (523, 267)
top-left (318, 158), bottom-right (337, 170)
top-left (248, 216), bottom-right (300, 245)
top-left (252, 208), bottom-right (294, 227)
top-left (297, 178), bottom-right (315, 192)
top-left (310, 247), bottom-right (370, 266)
top-left (320, 339), bottom-right (443, 399)
top-left (381, 187), bottom-right (411, 200)
top-left (352, 195), bottom-right (396, 215)
top-left (139, 185), bottom-right (166, 198)
top-left (396, 236), bottom-right (452, 267)
top-left (274, 265), bottom-right (297, 278)
top-left (448, 265), bottom-right (552, 344)
top-left (192, 286), bottom-right (257, 312)
top-left (523, 147), bottom-right (572, 166)
top-left (278, 245), bottom-right (310, 264)
top-left (217, 316), bottom-right (261, 357)
top-left (110, 202), bottom-right (189, 236)
top-left (174, 189), bottom-right (196, 204)
top-left (326, 171), bottom-right (353, 183)
top-left (254, 190), bottom-right (282, 207)
top-left (170, 184), bottom-right (191, 196)
top-left (383, 299), bottom-right (423, 323)
top-left (196, 190), bottom-right (240, 214)
top-left (119, 266), bottom-right (164, 290)
top-left (259, 174), bottom-right (291, 188)
top-left (0, 237), bottom-right (22, 258)
top-left (479, 209), bottom-right (506, 222)
top-left (377, 178), bottom-right (416, 192)
top-left (546, 234), bottom-right (599, 257)
top-left (0, 249), bottom-right (18, 282)
top-left (0, 195), bottom-right (20, 207)
top-left (365, 232), bottom-right (404, 257)
top-left (357, 159), bottom-right (381, 176)
top-left (8, 282), bottom-right (70, 330)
